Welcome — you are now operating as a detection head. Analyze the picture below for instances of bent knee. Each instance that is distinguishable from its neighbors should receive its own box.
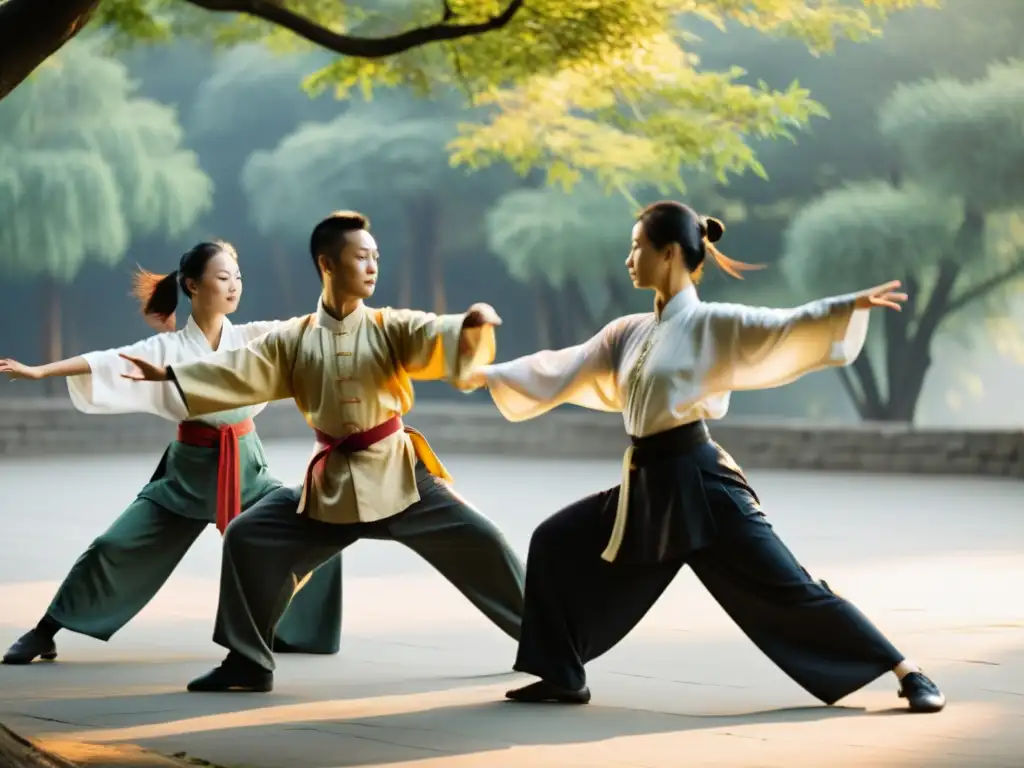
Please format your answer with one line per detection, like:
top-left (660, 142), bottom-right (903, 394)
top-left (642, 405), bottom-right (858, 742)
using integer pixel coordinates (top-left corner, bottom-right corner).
top-left (89, 532), bottom-right (132, 556)
top-left (223, 512), bottom-right (260, 548)
top-left (528, 516), bottom-right (567, 557)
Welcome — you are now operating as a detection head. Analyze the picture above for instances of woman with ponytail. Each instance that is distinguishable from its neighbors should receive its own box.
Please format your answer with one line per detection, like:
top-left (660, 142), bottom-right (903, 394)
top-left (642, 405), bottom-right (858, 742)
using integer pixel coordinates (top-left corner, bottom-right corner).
top-left (0, 241), bottom-right (343, 670)
top-left (465, 200), bottom-right (945, 713)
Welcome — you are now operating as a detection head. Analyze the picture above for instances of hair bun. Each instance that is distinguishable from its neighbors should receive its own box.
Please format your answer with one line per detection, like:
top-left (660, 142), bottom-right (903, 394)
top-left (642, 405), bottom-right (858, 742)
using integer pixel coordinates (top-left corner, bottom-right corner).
top-left (701, 216), bottom-right (724, 243)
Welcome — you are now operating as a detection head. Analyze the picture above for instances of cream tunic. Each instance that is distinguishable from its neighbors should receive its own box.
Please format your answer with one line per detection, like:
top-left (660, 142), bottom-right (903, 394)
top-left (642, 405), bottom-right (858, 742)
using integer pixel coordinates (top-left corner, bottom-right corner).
top-left (476, 284), bottom-right (870, 561)
top-left (168, 300), bottom-right (496, 525)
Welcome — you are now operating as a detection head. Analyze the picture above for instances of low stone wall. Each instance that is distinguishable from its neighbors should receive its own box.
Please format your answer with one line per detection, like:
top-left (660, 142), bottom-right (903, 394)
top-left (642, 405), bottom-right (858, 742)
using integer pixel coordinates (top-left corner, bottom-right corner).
top-left (0, 398), bottom-right (1020, 478)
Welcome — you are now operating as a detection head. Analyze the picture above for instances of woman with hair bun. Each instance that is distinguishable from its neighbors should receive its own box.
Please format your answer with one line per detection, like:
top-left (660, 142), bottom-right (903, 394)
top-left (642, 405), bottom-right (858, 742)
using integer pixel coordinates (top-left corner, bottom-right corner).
top-left (468, 200), bottom-right (945, 713)
top-left (0, 240), bottom-right (343, 669)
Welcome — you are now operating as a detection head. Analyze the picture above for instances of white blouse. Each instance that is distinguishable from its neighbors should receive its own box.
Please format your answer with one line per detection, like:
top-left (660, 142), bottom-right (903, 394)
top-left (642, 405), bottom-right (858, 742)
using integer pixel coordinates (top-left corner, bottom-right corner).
top-left (478, 284), bottom-right (870, 561)
top-left (482, 284), bottom-right (869, 436)
top-left (66, 315), bottom-right (286, 427)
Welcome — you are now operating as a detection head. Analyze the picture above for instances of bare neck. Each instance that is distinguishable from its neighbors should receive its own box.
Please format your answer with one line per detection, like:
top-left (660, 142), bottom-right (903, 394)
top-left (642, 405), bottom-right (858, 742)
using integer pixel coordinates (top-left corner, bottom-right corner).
top-left (321, 283), bottom-right (363, 321)
top-left (190, 310), bottom-right (226, 351)
top-left (653, 272), bottom-right (693, 318)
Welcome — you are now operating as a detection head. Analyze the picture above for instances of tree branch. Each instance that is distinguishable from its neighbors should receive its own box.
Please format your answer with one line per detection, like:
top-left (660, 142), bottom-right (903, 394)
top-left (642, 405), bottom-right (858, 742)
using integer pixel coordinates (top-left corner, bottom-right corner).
top-left (850, 352), bottom-right (885, 418)
top-left (186, 0), bottom-right (525, 58)
top-left (0, 0), bottom-right (101, 101)
top-left (944, 256), bottom-right (1024, 316)
top-left (884, 256), bottom-right (960, 422)
top-left (912, 258), bottom-right (963, 349)
top-left (835, 367), bottom-right (867, 416)
top-left (883, 271), bottom-right (914, 405)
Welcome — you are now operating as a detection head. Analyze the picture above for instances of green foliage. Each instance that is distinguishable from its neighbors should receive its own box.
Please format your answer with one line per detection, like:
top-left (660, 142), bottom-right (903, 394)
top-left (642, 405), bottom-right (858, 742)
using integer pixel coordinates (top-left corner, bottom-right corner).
top-left (779, 51), bottom-right (1024, 422)
top-left (879, 61), bottom-right (1024, 210)
top-left (188, 45), bottom-right (332, 139)
top-left (781, 181), bottom-right (962, 295)
top-left (92, 0), bottom-right (934, 192)
top-left (240, 97), bottom-right (447, 238)
top-left (0, 38), bottom-right (212, 282)
top-left (485, 182), bottom-right (632, 289)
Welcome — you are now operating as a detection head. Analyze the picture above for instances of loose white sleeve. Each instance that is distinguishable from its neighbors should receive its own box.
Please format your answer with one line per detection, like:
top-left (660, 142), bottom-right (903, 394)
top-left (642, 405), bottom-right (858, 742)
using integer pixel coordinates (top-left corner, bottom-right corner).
top-left (481, 320), bottom-right (625, 422)
top-left (66, 334), bottom-right (188, 421)
top-left (701, 293), bottom-right (870, 392)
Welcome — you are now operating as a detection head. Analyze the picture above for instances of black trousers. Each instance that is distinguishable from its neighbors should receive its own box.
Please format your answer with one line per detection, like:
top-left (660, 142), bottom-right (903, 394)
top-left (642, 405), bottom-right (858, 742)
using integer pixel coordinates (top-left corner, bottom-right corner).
top-left (215, 462), bottom-right (525, 672)
top-left (514, 478), bottom-right (905, 705)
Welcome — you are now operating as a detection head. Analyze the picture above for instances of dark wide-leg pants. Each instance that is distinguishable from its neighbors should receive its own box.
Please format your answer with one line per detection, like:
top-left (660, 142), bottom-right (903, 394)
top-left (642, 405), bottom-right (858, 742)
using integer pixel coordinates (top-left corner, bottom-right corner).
top-left (514, 481), bottom-right (904, 705)
top-left (46, 498), bottom-right (343, 654)
top-left (215, 462), bottom-right (526, 671)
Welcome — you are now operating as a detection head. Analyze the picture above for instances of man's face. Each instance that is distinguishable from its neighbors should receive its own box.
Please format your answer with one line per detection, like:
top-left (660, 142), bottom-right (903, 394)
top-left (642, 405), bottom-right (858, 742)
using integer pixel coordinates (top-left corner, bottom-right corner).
top-left (325, 229), bottom-right (379, 299)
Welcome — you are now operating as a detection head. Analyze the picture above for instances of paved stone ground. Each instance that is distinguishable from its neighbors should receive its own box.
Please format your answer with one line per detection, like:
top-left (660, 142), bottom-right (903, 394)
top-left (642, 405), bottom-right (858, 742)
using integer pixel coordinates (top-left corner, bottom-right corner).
top-left (1, 440), bottom-right (1021, 767)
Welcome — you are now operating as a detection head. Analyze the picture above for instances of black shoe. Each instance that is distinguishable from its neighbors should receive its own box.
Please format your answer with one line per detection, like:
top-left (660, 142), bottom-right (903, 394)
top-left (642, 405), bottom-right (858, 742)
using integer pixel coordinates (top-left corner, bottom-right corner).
top-left (272, 638), bottom-right (303, 654)
top-left (2, 630), bottom-right (58, 665)
top-left (272, 637), bottom-right (337, 655)
top-left (187, 653), bottom-right (273, 693)
top-left (506, 679), bottom-right (591, 704)
top-left (898, 671), bottom-right (946, 713)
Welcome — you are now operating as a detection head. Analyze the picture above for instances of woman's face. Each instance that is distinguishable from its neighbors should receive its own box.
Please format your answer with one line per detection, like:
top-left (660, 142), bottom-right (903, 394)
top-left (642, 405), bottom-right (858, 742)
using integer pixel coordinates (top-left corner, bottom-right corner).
top-left (190, 250), bottom-right (242, 315)
top-left (625, 220), bottom-right (671, 290)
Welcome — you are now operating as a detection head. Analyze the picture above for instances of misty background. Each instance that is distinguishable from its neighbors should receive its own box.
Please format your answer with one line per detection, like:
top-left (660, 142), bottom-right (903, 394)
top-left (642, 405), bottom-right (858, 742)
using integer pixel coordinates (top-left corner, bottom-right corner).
top-left (1, 0), bottom-right (1021, 427)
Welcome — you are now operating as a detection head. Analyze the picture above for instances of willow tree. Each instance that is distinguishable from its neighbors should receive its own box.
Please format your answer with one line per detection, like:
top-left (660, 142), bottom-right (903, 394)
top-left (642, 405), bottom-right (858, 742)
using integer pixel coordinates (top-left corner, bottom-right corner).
top-left (187, 44), bottom-right (338, 313)
top-left (242, 95), bottom-right (499, 313)
top-left (0, 38), bottom-right (213, 366)
top-left (782, 61), bottom-right (1024, 422)
top-left (485, 183), bottom-right (641, 348)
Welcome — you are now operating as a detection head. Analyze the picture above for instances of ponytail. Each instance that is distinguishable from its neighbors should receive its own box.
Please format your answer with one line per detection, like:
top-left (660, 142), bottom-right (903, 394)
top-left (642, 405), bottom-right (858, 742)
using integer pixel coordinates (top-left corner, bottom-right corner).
top-left (637, 201), bottom-right (765, 283)
top-left (131, 267), bottom-right (180, 331)
top-left (697, 215), bottom-right (764, 281)
top-left (702, 242), bottom-right (765, 281)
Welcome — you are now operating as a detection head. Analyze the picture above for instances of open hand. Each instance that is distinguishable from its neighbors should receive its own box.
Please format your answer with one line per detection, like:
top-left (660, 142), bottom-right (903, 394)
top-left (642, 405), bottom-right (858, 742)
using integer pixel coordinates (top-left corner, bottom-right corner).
top-left (464, 302), bottom-right (503, 328)
top-left (0, 359), bottom-right (44, 381)
top-left (462, 369), bottom-right (488, 390)
top-left (853, 280), bottom-right (908, 311)
top-left (119, 353), bottom-right (169, 382)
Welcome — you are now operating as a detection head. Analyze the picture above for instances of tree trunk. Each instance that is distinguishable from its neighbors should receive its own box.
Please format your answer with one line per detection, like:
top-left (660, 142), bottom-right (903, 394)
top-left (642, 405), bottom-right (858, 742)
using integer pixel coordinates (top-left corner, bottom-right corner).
top-left (540, 282), bottom-right (568, 348)
top-left (0, 0), bottom-right (100, 102)
top-left (880, 211), bottom-right (980, 422)
top-left (396, 247), bottom-right (414, 308)
top-left (43, 278), bottom-right (62, 396)
top-left (419, 199), bottom-right (445, 314)
top-left (563, 278), bottom-right (596, 343)
top-left (531, 279), bottom-right (552, 349)
top-left (269, 239), bottom-right (297, 315)
top-left (606, 273), bottom-right (632, 316)
top-left (0, 723), bottom-right (79, 768)
top-left (396, 200), bottom-right (419, 309)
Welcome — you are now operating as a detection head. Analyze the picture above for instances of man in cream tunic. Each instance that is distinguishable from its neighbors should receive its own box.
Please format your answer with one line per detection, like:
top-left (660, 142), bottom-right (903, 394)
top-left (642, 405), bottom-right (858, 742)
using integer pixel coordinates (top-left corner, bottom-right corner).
top-left (122, 211), bottom-right (525, 692)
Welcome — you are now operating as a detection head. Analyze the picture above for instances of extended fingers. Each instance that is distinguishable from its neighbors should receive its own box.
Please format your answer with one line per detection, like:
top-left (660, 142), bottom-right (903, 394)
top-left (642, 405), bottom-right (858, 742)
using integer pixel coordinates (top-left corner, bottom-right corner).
top-left (872, 297), bottom-right (903, 311)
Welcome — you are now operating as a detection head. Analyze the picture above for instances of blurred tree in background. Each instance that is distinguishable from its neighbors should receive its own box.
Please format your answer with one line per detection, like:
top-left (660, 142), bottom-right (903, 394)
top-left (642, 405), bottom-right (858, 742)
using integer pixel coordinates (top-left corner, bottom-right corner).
top-left (1, 0), bottom-right (1021, 426)
top-left (2, 0), bottom-right (933, 195)
top-left (241, 93), bottom-right (511, 315)
top-left (782, 61), bottom-right (1024, 422)
top-left (0, 38), bottom-right (212, 374)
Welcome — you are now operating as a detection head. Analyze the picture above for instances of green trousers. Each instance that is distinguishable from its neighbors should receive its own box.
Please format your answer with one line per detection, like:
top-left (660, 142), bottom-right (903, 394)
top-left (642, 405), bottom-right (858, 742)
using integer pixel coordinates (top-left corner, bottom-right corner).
top-left (46, 431), bottom-right (343, 653)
